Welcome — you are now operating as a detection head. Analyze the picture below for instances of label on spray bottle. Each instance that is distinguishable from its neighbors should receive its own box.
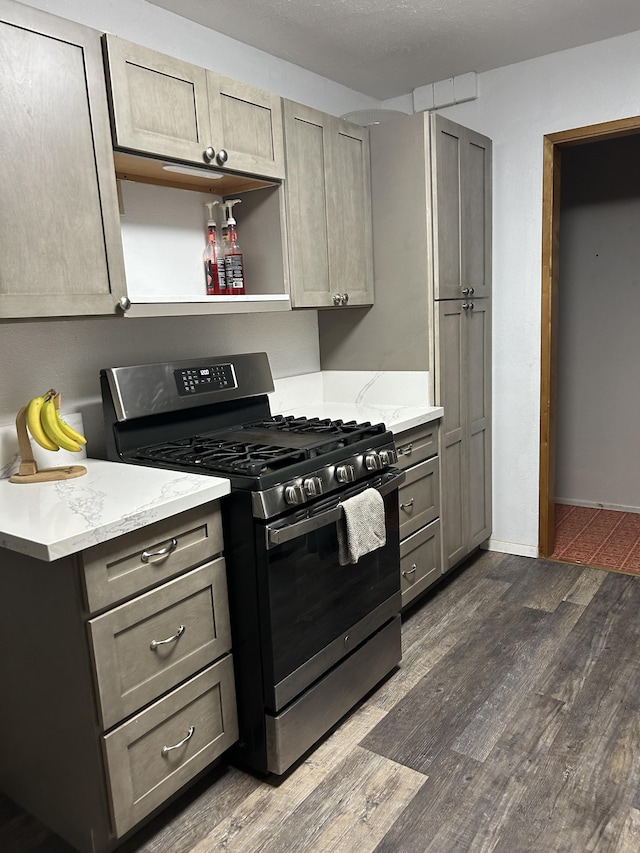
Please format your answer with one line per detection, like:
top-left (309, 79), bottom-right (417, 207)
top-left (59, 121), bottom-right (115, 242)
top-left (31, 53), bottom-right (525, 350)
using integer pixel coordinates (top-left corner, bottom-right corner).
top-left (216, 254), bottom-right (227, 294)
top-left (224, 221), bottom-right (245, 293)
top-left (225, 252), bottom-right (244, 292)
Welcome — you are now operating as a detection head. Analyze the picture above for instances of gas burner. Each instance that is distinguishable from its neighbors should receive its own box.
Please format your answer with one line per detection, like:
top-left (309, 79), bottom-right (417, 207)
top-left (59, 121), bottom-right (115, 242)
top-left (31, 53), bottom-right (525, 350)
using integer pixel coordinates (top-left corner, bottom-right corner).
top-left (134, 437), bottom-right (308, 476)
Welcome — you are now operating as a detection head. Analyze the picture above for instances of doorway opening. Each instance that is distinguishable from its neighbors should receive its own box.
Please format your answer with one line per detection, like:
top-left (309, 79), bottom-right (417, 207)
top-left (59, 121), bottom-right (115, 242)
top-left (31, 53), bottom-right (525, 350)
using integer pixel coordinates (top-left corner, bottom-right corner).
top-left (539, 114), bottom-right (640, 561)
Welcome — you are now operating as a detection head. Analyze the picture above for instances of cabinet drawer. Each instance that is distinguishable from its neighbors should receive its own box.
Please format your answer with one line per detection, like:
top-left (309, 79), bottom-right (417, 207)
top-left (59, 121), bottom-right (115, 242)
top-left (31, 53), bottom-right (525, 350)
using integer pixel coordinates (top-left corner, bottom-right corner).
top-left (88, 559), bottom-right (231, 730)
top-left (395, 423), bottom-right (438, 470)
top-left (103, 657), bottom-right (238, 838)
top-left (400, 519), bottom-right (441, 608)
top-left (398, 456), bottom-right (440, 540)
top-left (81, 504), bottom-right (223, 612)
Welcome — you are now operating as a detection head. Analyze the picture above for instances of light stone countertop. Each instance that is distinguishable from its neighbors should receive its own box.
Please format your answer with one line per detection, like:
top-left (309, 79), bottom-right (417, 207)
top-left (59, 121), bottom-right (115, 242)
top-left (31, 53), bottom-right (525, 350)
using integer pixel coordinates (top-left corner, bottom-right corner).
top-left (0, 370), bottom-right (440, 562)
top-left (0, 459), bottom-right (230, 562)
top-left (270, 370), bottom-right (443, 434)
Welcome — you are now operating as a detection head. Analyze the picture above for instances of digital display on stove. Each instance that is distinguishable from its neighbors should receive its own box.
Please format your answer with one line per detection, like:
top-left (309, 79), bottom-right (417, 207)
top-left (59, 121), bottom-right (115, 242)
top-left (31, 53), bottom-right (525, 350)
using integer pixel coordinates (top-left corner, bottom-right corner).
top-left (174, 363), bottom-right (237, 396)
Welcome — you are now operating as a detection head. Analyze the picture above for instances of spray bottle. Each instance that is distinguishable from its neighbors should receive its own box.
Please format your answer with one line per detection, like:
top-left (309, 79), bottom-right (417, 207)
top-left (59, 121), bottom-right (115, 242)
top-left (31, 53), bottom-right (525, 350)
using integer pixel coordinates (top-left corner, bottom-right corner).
top-left (223, 199), bottom-right (245, 295)
top-left (203, 201), bottom-right (226, 295)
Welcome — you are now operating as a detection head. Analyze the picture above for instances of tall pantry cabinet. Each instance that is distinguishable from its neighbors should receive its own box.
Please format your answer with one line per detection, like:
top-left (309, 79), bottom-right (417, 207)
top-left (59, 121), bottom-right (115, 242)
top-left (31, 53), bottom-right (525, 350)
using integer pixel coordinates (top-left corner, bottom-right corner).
top-left (431, 116), bottom-right (492, 570)
top-left (318, 111), bottom-right (492, 575)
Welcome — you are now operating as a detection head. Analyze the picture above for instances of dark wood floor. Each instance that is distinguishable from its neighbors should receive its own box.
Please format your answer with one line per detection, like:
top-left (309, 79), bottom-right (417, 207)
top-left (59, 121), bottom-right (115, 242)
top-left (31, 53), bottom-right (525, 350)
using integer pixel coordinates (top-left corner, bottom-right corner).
top-left (3, 550), bottom-right (640, 852)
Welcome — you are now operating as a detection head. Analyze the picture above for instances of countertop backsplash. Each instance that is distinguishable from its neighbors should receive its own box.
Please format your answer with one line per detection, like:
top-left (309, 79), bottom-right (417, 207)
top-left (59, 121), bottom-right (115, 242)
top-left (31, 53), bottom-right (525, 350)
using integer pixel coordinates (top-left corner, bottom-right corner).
top-left (270, 370), bottom-right (441, 434)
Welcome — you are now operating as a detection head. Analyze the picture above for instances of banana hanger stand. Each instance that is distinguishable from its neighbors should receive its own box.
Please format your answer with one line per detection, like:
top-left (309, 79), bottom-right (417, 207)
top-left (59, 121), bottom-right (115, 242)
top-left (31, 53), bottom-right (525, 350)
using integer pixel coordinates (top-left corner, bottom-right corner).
top-left (10, 393), bottom-right (87, 484)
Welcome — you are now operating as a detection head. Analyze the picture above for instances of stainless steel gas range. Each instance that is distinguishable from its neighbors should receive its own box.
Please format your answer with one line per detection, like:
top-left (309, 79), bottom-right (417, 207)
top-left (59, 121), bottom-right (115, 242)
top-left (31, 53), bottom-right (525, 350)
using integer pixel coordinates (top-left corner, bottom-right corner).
top-left (101, 352), bottom-right (404, 776)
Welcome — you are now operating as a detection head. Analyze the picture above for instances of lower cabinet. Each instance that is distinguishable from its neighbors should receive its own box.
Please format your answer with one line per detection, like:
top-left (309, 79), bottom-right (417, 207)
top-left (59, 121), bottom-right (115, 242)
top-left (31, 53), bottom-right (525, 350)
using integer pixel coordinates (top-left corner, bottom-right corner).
top-left (0, 503), bottom-right (237, 853)
top-left (395, 420), bottom-right (443, 608)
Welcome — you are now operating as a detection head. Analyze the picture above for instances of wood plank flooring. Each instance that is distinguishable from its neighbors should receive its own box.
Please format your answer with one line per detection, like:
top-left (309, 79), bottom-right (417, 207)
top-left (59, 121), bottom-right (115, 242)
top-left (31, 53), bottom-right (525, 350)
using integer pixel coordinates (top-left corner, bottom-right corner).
top-left (2, 550), bottom-right (640, 852)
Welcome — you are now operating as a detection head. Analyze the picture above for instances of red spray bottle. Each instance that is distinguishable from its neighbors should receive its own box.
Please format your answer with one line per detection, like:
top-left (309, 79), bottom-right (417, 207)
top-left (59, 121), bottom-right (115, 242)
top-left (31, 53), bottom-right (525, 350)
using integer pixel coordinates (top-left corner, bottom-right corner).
top-left (223, 199), bottom-right (245, 295)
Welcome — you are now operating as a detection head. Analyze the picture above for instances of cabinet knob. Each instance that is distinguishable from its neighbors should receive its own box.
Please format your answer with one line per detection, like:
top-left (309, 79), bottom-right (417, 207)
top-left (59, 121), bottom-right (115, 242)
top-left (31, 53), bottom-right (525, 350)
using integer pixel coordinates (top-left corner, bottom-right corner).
top-left (203, 146), bottom-right (216, 163)
top-left (462, 287), bottom-right (475, 296)
top-left (342, 292), bottom-right (349, 304)
top-left (216, 149), bottom-right (228, 166)
top-left (462, 302), bottom-right (474, 311)
top-left (119, 296), bottom-right (131, 312)
top-left (332, 293), bottom-right (343, 306)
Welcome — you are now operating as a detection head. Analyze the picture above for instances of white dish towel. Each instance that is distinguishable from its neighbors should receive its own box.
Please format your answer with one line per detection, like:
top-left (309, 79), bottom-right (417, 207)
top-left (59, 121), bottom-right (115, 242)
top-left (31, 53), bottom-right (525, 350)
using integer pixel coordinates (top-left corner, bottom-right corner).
top-left (337, 487), bottom-right (387, 566)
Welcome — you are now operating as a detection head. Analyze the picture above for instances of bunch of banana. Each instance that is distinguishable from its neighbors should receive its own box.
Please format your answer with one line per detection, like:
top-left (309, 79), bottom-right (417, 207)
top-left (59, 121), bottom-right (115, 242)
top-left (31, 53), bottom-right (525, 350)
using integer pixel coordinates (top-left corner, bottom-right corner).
top-left (25, 389), bottom-right (87, 453)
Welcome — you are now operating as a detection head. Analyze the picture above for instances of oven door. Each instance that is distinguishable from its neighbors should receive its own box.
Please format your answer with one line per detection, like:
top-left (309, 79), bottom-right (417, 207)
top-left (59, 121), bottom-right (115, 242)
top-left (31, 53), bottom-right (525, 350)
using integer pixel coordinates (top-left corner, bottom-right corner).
top-left (257, 468), bottom-right (404, 712)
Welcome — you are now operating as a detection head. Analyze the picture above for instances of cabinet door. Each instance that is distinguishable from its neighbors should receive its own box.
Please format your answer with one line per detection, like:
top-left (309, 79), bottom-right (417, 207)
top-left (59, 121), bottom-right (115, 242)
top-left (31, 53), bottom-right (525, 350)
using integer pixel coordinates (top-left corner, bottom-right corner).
top-left (104, 35), bottom-right (212, 164)
top-left (466, 299), bottom-right (492, 550)
top-left (435, 299), bottom-right (492, 569)
top-left (327, 118), bottom-right (374, 306)
top-left (283, 101), bottom-right (374, 308)
top-left (282, 100), bottom-right (333, 307)
top-left (431, 115), bottom-right (491, 300)
top-left (0, 1), bottom-right (126, 318)
top-left (208, 72), bottom-right (285, 179)
top-left (435, 300), bottom-right (467, 569)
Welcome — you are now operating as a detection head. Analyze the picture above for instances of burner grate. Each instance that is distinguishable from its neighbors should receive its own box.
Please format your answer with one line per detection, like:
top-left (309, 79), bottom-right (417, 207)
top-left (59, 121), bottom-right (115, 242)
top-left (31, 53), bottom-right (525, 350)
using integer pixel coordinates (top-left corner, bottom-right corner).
top-left (246, 415), bottom-right (386, 441)
top-left (134, 436), bottom-right (308, 476)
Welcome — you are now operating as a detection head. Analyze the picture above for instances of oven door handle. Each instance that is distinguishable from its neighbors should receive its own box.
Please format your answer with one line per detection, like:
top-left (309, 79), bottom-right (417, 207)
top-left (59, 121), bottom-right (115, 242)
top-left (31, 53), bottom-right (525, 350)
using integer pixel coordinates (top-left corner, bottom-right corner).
top-left (265, 469), bottom-right (405, 548)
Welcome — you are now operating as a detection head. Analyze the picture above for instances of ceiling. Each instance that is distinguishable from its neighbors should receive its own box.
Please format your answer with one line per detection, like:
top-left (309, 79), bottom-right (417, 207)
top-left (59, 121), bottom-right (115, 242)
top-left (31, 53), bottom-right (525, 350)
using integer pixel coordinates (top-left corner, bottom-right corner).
top-left (147, 0), bottom-right (640, 100)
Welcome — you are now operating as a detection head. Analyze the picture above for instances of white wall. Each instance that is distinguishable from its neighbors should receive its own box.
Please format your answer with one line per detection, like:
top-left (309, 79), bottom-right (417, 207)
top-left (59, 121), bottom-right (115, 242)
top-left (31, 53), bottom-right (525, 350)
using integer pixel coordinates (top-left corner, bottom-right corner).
top-left (435, 29), bottom-right (640, 556)
top-left (555, 136), bottom-right (640, 512)
top-left (0, 0), bottom-right (381, 455)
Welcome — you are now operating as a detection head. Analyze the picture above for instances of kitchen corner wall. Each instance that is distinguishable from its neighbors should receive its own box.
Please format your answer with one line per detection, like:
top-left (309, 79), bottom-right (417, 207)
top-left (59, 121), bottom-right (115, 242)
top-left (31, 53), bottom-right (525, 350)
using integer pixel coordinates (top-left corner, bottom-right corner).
top-left (0, 0), bottom-right (382, 457)
top-left (434, 28), bottom-right (640, 557)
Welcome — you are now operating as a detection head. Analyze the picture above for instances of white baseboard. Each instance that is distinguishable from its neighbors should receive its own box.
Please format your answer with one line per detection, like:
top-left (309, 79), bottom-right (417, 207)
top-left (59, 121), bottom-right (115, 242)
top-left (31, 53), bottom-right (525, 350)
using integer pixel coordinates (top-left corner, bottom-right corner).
top-left (555, 498), bottom-right (640, 514)
top-left (483, 538), bottom-right (539, 558)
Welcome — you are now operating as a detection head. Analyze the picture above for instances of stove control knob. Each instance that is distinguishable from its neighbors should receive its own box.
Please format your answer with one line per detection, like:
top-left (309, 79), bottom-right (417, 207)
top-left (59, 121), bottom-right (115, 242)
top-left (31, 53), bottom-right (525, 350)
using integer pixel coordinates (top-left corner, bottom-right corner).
top-left (284, 483), bottom-right (307, 505)
top-left (365, 452), bottom-right (383, 471)
top-left (379, 449), bottom-right (398, 466)
top-left (304, 476), bottom-right (323, 497)
top-left (336, 464), bottom-right (356, 483)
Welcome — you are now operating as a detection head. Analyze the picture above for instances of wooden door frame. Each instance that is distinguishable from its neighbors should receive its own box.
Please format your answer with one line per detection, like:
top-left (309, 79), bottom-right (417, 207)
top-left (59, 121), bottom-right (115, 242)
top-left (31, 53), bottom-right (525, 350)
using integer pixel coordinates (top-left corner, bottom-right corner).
top-left (538, 115), bottom-right (640, 557)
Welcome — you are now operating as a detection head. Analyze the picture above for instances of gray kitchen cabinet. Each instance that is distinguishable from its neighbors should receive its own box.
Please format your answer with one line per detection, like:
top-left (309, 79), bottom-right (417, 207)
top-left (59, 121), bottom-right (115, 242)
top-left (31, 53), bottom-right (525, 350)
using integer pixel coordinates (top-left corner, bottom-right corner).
top-left (395, 421), bottom-right (443, 608)
top-left (101, 34), bottom-right (291, 316)
top-left (0, 0), bottom-right (126, 319)
top-left (104, 35), bottom-right (285, 180)
top-left (319, 111), bottom-right (492, 574)
top-left (431, 115), bottom-right (492, 300)
top-left (436, 298), bottom-right (492, 570)
top-left (0, 503), bottom-right (237, 853)
top-left (283, 100), bottom-right (374, 308)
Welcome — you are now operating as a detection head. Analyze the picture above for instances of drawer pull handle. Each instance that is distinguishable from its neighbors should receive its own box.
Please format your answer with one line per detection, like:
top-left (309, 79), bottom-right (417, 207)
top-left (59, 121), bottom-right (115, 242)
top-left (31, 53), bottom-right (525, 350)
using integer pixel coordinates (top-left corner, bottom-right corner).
top-left (403, 564), bottom-right (417, 579)
top-left (150, 624), bottom-right (185, 651)
top-left (400, 498), bottom-right (414, 512)
top-left (161, 725), bottom-right (195, 757)
top-left (141, 538), bottom-right (178, 563)
top-left (398, 442), bottom-right (413, 456)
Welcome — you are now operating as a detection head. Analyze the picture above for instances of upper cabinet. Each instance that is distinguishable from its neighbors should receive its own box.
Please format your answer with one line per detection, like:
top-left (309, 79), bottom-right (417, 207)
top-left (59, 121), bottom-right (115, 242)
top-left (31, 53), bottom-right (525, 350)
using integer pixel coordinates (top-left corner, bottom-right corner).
top-left (103, 35), bottom-right (285, 180)
top-left (431, 114), bottom-right (492, 300)
top-left (0, 0), bottom-right (126, 319)
top-left (283, 101), bottom-right (374, 308)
